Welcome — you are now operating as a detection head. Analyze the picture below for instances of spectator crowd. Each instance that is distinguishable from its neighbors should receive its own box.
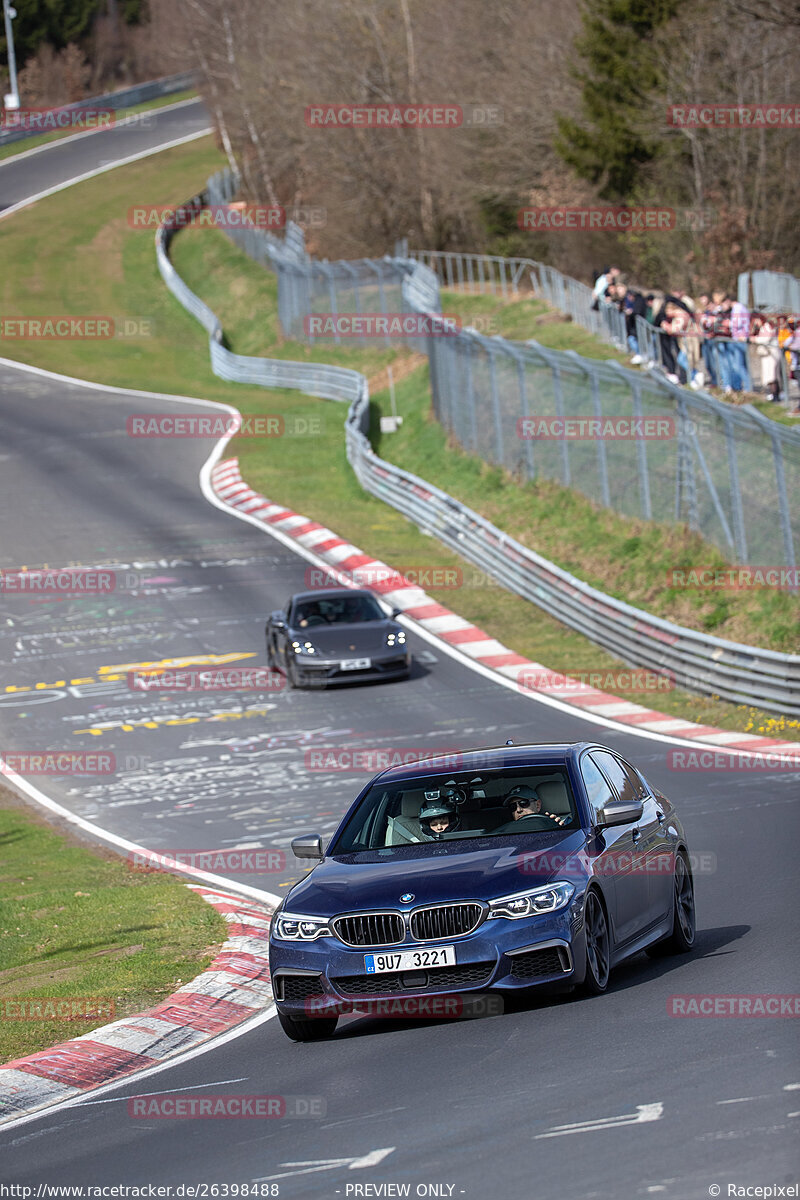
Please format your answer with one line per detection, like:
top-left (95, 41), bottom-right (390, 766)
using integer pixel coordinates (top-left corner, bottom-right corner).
top-left (591, 267), bottom-right (800, 411)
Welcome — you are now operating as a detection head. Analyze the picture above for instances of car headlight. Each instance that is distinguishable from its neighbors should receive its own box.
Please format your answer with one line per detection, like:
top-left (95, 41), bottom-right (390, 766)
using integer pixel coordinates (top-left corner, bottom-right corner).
top-left (488, 882), bottom-right (575, 919)
top-left (272, 912), bottom-right (332, 941)
top-left (386, 630), bottom-right (406, 646)
top-left (291, 639), bottom-right (317, 655)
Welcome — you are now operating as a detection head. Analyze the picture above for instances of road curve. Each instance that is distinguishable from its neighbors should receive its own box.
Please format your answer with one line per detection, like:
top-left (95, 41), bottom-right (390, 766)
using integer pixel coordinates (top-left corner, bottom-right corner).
top-left (0, 106), bottom-right (797, 1200)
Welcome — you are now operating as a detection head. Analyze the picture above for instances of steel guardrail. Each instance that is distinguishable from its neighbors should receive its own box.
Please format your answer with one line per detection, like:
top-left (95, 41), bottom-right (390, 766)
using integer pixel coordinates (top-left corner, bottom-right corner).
top-left (155, 190), bottom-right (800, 716)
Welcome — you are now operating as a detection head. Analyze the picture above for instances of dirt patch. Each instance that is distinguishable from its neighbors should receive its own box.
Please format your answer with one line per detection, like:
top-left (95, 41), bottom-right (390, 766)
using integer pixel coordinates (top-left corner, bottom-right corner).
top-left (0, 944), bottom-right (144, 989)
top-left (368, 353), bottom-right (426, 394)
top-left (80, 220), bottom-right (125, 287)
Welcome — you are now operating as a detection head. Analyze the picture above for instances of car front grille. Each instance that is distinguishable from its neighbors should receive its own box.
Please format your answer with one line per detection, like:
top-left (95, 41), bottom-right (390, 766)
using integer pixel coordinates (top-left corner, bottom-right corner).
top-left (332, 912), bottom-right (405, 947)
top-left (332, 962), bottom-right (495, 996)
top-left (409, 903), bottom-right (484, 940)
top-left (508, 946), bottom-right (571, 980)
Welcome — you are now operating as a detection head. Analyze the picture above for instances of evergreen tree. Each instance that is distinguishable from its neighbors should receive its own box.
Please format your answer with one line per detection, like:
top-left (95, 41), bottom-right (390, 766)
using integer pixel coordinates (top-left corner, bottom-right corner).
top-left (555, 0), bottom-right (685, 200)
top-left (2, 0), bottom-right (145, 72)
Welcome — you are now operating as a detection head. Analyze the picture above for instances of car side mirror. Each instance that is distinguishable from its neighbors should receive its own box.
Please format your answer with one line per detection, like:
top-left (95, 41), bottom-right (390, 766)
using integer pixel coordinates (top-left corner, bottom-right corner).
top-left (270, 610), bottom-right (287, 629)
top-left (291, 834), bottom-right (324, 860)
top-left (390, 607), bottom-right (401, 619)
top-left (596, 798), bottom-right (644, 829)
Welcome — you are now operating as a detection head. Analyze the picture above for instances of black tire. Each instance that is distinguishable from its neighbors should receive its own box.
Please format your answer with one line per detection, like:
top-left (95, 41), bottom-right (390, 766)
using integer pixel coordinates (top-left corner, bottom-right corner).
top-left (646, 852), bottom-right (696, 957)
top-left (582, 888), bottom-right (611, 994)
top-left (265, 636), bottom-right (276, 669)
top-left (286, 657), bottom-right (301, 690)
top-left (277, 1010), bottom-right (337, 1042)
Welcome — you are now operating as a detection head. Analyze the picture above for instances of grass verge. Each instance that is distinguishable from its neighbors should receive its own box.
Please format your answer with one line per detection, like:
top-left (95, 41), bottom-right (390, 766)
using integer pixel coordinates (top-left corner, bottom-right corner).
top-left (0, 140), bottom-right (796, 740)
top-left (0, 90), bottom-right (199, 164)
top-left (0, 785), bottom-right (227, 1062)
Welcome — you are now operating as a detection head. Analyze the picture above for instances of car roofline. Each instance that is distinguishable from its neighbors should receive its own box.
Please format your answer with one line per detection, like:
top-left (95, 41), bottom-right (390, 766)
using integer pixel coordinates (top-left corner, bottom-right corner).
top-left (368, 741), bottom-right (597, 786)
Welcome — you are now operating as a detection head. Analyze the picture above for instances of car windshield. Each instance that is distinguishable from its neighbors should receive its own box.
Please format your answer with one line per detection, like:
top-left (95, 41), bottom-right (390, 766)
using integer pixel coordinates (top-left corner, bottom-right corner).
top-left (293, 595), bottom-right (384, 626)
top-left (329, 767), bottom-right (578, 853)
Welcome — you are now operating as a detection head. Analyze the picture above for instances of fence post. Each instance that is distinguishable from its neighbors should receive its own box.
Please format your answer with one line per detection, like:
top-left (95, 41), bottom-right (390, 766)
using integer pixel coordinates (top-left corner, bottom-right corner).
top-left (591, 370), bottom-right (611, 507)
top-left (486, 341), bottom-right (504, 465)
top-left (631, 379), bottom-right (652, 521)
top-left (769, 431), bottom-right (796, 574)
top-left (465, 338), bottom-right (479, 454)
top-left (551, 364), bottom-right (570, 487)
top-left (506, 344), bottom-right (534, 481)
top-left (723, 415), bottom-right (749, 562)
top-left (675, 394), bottom-right (699, 530)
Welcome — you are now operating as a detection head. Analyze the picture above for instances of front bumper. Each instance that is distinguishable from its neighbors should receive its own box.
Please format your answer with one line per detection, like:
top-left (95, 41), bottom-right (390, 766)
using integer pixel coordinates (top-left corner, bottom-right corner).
top-left (270, 906), bottom-right (586, 1017)
top-left (292, 651), bottom-right (411, 686)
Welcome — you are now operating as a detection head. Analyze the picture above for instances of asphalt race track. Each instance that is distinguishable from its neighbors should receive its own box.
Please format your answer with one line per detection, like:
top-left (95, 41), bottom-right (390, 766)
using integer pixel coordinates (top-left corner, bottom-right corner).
top-left (0, 106), bottom-right (798, 1200)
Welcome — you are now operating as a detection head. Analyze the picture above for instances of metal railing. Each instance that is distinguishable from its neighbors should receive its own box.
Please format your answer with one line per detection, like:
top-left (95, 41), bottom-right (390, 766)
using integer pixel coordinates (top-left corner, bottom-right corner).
top-left (195, 177), bottom-right (800, 570)
top-left (401, 249), bottom-right (798, 569)
top-left (409, 249), bottom-right (628, 351)
top-left (154, 185), bottom-right (800, 715)
top-left (0, 72), bottom-right (196, 148)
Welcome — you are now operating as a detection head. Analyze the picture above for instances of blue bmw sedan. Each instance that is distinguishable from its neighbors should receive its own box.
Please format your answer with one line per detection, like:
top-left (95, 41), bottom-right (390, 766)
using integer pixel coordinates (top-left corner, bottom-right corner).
top-left (269, 741), bottom-right (696, 1040)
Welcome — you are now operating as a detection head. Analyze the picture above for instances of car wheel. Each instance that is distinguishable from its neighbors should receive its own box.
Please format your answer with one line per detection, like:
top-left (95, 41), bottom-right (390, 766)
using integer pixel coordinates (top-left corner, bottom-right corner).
top-left (265, 635), bottom-right (276, 669)
top-left (646, 852), bottom-right (696, 957)
top-left (277, 1010), bottom-right (337, 1042)
top-left (582, 889), bottom-right (610, 994)
top-left (286, 657), bottom-right (301, 689)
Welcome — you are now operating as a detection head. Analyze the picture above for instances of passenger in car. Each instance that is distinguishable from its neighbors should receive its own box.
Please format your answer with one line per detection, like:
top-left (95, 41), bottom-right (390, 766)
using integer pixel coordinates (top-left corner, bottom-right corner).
top-left (418, 797), bottom-right (461, 840)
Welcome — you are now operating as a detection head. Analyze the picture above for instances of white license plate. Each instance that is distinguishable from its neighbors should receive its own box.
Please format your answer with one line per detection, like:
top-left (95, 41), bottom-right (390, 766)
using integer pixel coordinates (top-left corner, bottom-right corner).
top-left (364, 945), bottom-right (456, 974)
top-left (341, 658), bottom-right (371, 671)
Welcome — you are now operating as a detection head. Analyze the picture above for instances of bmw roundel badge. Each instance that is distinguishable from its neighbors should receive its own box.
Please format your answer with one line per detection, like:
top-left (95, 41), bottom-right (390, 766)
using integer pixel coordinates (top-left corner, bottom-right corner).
top-left (400, 893), bottom-right (414, 903)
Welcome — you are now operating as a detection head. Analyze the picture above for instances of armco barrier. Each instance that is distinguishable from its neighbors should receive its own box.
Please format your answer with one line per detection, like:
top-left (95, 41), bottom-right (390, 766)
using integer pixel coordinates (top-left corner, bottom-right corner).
top-left (155, 192), bottom-right (800, 716)
top-left (0, 72), bottom-right (196, 148)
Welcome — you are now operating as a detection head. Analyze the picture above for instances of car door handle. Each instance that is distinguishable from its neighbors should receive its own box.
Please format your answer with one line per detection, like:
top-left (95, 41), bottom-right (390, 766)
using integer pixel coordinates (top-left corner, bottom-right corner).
top-left (656, 810), bottom-right (665, 823)
top-left (631, 828), bottom-right (641, 842)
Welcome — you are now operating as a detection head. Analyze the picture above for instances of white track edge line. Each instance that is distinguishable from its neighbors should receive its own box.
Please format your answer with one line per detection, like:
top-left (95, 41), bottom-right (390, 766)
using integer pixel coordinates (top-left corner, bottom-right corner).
top-left (0, 126), bottom-right (213, 220)
top-left (0, 1006), bottom-right (278, 1132)
top-left (0, 353), bottom-right (792, 760)
top-left (0, 763), bottom-right (281, 907)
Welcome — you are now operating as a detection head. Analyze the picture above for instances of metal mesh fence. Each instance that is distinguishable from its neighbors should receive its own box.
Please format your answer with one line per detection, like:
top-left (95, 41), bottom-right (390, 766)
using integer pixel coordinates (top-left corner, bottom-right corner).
top-left (202, 170), bottom-right (799, 571)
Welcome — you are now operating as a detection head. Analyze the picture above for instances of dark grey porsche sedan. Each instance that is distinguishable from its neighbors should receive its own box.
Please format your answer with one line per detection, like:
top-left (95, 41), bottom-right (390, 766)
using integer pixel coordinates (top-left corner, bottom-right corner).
top-left (265, 587), bottom-right (411, 688)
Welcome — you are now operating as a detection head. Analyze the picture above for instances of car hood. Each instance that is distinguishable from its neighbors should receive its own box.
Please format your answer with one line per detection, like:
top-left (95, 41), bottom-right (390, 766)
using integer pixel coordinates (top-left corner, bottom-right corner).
top-left (283, 830), bottom-right (587, 915)
top-left (291, 621), bottom-right (397, 656)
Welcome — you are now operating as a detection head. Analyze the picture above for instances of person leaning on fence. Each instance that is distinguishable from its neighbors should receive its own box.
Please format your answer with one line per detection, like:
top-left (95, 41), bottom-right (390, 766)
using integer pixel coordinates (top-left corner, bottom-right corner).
top-left (591, 266), bottom-right (619, 311)
top-left (653, 293), bottom-right (692, 382)
top-left (710, 290), bottom-right (733, 393)
top-left (782, 323), bottom-right (800, 412)
top-left (729, 295), bottom-right (752, 393)
top-left (619, 284), bottom-right (647, 363)
top-left (696, 294), bottom-right (718, 388)
top-left (751, 314), bottom-right (782, 403)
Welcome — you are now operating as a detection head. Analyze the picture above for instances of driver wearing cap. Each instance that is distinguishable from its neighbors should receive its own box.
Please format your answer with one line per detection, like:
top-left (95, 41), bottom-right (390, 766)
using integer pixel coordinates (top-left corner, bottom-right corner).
top-left (504, 784), bottom-right (567, 826)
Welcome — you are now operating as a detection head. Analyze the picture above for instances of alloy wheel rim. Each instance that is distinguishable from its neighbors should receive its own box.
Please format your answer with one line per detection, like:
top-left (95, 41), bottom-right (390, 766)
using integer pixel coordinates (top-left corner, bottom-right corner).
top-left (675, 858), bottom-right (695, 942)
top-left (586, 892), bottom-right (609, 987)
